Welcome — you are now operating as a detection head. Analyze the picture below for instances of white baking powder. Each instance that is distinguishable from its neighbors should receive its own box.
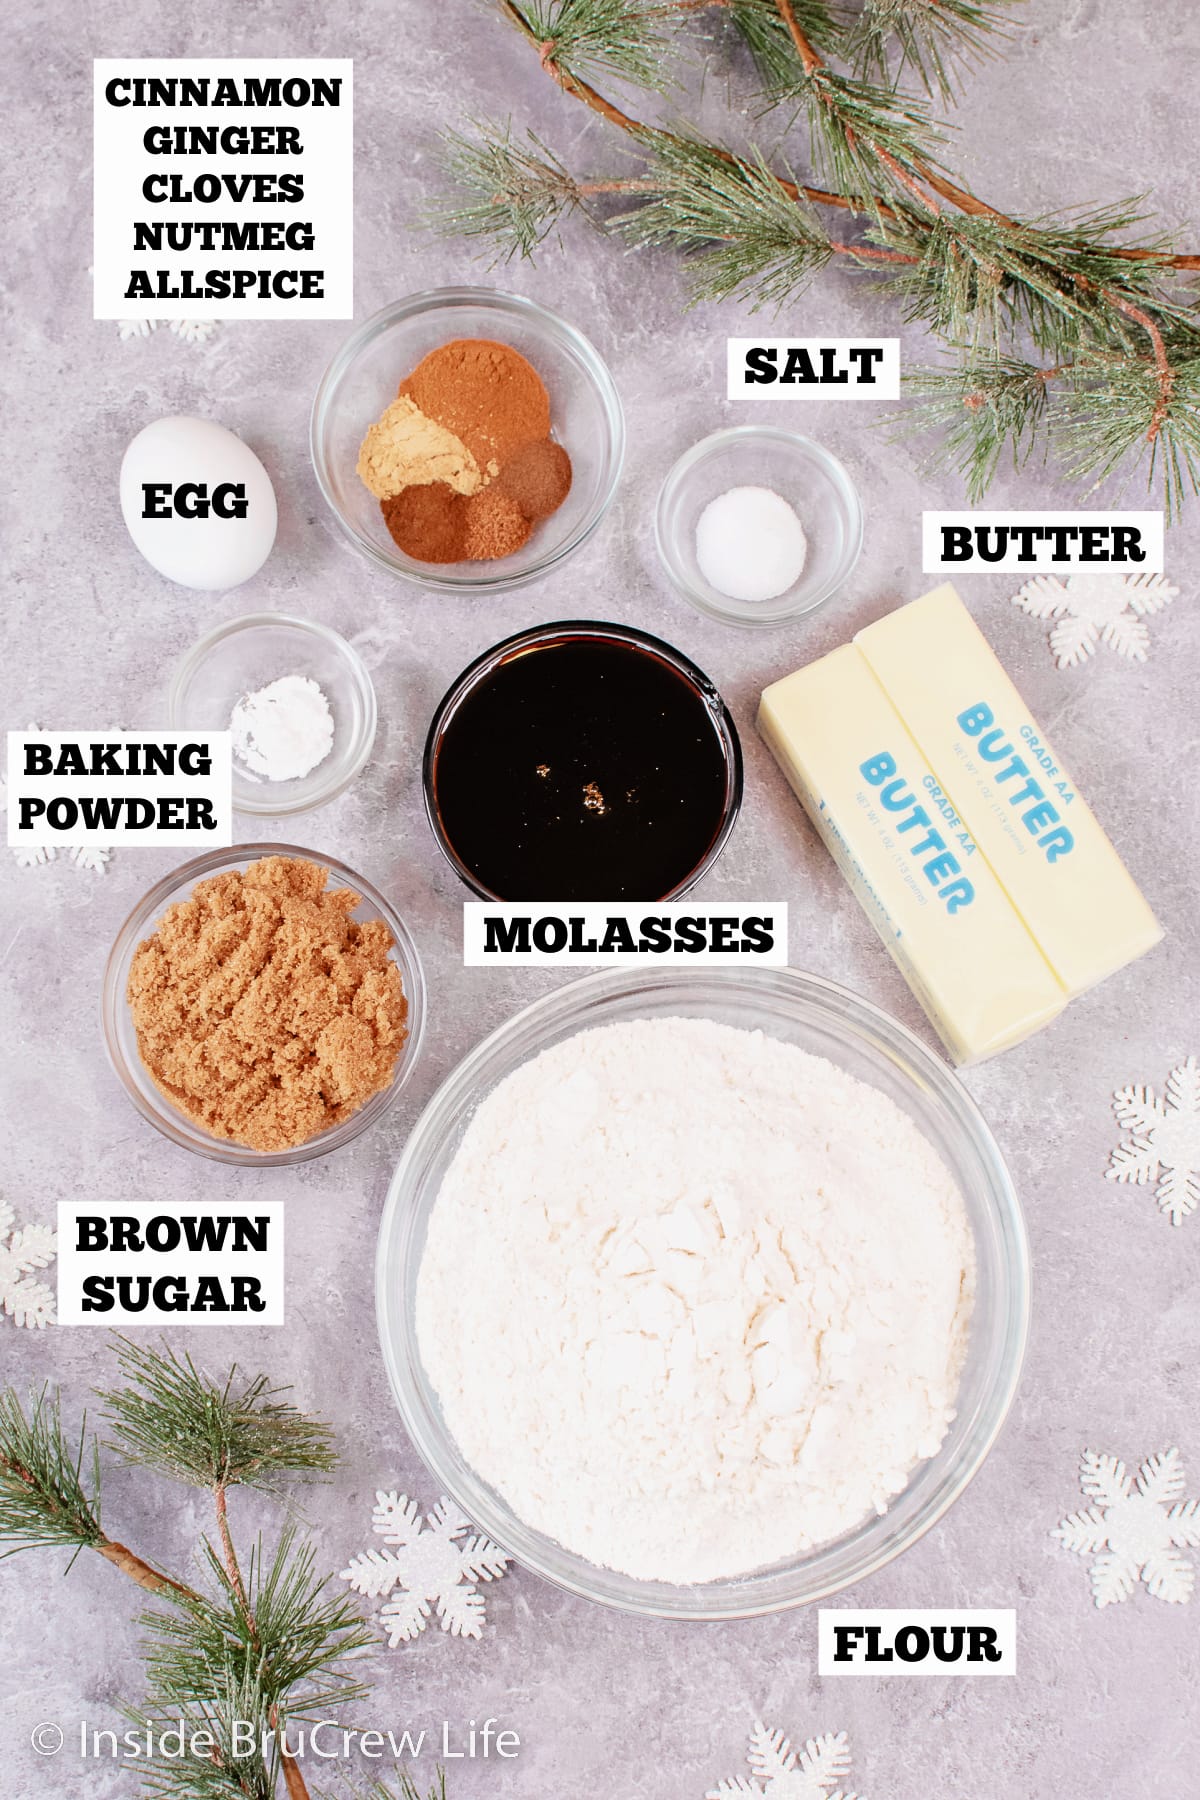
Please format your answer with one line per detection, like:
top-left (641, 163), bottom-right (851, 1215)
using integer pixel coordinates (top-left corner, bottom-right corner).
top-left (416, 1017), bottom-right (974, 1585)
top-left (230, 674), bottom-right (335, 783)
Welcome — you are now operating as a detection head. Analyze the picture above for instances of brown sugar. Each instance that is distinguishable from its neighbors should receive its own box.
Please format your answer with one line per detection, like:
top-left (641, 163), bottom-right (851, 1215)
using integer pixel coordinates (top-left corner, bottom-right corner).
top-left (126, 855), bottom-right (408, 1152)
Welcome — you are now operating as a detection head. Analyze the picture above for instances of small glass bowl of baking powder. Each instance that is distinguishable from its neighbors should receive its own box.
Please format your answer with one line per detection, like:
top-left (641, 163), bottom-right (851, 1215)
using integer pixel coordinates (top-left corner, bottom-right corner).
top-left (102, 844), bottom-right (426, 1167)
top-left (655, 426), bottom-right (864, 628)
top-left (376, 966), bottom-right (1027, 1620)
top-left (168, 613), bottom-right (377, 816)
top-left (311, 288), bottom-right (625, 593)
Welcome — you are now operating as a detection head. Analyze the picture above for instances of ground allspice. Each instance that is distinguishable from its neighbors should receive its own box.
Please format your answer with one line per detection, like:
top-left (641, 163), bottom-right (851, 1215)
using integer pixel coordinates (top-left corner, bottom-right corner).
top-left (361, 337), bottom-right (573, 565)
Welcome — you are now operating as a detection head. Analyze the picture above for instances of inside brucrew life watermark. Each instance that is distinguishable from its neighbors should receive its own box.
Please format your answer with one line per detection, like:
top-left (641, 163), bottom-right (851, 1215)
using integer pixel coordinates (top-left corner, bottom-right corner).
top-left (41, 1717), bottom-right (520, 1762)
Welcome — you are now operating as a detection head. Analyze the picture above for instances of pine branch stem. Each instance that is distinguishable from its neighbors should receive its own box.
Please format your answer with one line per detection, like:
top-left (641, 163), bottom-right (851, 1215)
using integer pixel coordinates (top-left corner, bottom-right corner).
top-left (281, 1755), bottom-right (311, 1800)
top-left (774, 4), bottom-right (965, 217)
top-left (497, 0), bottom-right (881, 215)
top-left (576, 177), bottom-right (660, 194)
top-left (495, 0), bottom-right (1200, 267)
top-left (211, 1484), bottom-right (311, 1800)
top-left (829, 239), bottom-right (919, 263)
top-left (96, 1539), bottom-right (198, 1601)
top-left (504, 0), bottom-right (646, 133)
top-left (0, 1430), bottom-right (191, 1601)
top-left (878, 145), bottom-right (942, 213)
top-left (1106, 292), bottom-right (1176, 437)
top-left (93, 1529), bottom-right (264, 1800)
top-left (774, 0), bottom-right (821, 73)
top-left (213, 1484), bottom-right (249, 1611)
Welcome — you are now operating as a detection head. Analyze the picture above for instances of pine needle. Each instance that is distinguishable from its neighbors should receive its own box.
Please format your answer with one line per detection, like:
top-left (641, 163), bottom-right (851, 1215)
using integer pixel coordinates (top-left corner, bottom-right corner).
top-left (351, 1775), bottom-right (449, 1800)
top-left (878, 201), bottom-right (1187, 350)
top-left (126, 1665), bottom-right (280, 1800)
top-left (436, 119), bottom-right (587, 259)
top-left (727, 0), bottom-right (841, 93)
top-left (434, 2), bottom-right (1200, 511)
top-left (102, 1339), bottom-right (337, 1495)
top-left (141, 1526), bottom-right (374, 1717)
top-left (619, 137), bottom-right (835, 305)
top-left (1060, 345), bottom-right (1200, 521)
top-left (852, 0), bottom-right (1025, 101)
top-left (900, 354), bottom-right (1056, 498)
top-left (0, 1387), bottom-right (104, 1561)
top-left (902, 341), bottom-right (1200, 519)
top-left (779, 64), bottom-right (944, 202)
top-left (522, 0), bottom-right (679, 90)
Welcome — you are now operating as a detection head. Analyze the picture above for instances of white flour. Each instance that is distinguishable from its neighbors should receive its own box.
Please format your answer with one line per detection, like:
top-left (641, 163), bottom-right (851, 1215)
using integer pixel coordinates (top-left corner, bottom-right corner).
top-left (416, 1017), bottom-right (974, 1584)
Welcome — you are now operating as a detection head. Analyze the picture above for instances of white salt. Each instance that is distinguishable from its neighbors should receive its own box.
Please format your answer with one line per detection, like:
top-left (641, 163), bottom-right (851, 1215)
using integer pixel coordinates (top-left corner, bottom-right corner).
top-left (696, 484), bottom-right (808, 603)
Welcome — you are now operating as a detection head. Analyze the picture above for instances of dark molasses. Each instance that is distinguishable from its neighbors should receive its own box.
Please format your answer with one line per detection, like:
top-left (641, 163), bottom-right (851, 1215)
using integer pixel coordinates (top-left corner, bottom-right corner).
top-left (428, 629), bottom-right (738, 900)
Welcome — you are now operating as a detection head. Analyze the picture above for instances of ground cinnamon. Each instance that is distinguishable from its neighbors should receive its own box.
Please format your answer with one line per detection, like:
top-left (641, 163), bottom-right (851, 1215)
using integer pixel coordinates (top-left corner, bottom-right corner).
top-left (357, 336), bottom-right (573, 565)
top-left (399, 339), bottom-right (550, 469)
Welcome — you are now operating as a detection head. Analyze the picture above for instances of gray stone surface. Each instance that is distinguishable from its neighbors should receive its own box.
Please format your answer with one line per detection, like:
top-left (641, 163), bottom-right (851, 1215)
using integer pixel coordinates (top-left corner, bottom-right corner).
top-left (2, 3), bottom-right (1199, 1796)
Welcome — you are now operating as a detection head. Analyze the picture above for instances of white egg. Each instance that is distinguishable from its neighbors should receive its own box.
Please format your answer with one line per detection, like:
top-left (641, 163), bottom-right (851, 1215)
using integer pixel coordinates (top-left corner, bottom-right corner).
top-left (119, 416), bottom-right (277, 590)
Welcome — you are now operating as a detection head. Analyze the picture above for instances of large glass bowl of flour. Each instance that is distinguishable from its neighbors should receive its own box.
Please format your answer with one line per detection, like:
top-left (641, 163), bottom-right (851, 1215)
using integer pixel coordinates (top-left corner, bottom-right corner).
top-left (376, 968), bottom-right (1027, 1618)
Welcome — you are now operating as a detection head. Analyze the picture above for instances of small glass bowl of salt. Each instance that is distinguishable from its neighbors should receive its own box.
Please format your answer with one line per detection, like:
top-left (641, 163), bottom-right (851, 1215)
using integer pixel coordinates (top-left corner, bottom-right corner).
top-left (169, 613), bottom-right (377, 816)
top-left (655, 426), bottom-right (864, 628)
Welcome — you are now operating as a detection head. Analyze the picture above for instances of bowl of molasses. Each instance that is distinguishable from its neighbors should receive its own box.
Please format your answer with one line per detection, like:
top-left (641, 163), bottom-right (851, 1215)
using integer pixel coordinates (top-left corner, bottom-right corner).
top-left (423, 621), bottom-right (743, 901)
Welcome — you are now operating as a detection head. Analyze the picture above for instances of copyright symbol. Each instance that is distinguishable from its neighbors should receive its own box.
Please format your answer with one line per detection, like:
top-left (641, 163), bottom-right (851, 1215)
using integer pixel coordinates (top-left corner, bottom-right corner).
top-left (31, 1722), bottom-right (63, 1756)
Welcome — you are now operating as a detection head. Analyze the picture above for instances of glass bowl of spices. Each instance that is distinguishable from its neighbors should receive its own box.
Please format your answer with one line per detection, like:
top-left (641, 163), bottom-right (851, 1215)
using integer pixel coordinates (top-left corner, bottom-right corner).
top-left (422, 620), bottom-right (743, 900)
top-left (376, 965), bottom-right (1028, 1620)
top-left (311, 288), bottom-right (625, 593)
top-left (656, 426), bottom-right (864, 628)
top-left (102, 845), bottom-right (426, 1167)
top-left (168, 613), bottom-right (377, 816)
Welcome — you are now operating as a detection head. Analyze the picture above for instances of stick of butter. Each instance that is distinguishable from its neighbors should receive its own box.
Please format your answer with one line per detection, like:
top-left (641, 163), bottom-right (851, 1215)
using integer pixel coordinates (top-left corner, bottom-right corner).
top-left (759, 644), bottom-right (1066, 1063)
top-left (855, 583), bottom-right (1163, 996)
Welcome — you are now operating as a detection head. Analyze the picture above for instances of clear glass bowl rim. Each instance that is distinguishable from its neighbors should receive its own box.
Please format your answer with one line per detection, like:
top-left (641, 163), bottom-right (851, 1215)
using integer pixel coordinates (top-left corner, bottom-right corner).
top-left (309, 287), bottom-right (627, 593)
top-left (420, 618), bottom-right (744, 900)
top-left (166, 612), bottom-right (379, 816)
top-left (375, 965), bottom-right (1029, 1620)
top-left (655, 425), bottom-right (866, 628)
top-left (101, 842), bottom-right (426, 1167)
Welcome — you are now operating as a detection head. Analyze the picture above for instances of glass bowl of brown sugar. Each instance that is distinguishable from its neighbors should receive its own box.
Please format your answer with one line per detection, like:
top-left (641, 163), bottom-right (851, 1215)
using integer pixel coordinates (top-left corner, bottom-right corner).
top-left (102, 846), bottom-right (427, 1166)
top-left (311, 288), bottom-right (626, 593)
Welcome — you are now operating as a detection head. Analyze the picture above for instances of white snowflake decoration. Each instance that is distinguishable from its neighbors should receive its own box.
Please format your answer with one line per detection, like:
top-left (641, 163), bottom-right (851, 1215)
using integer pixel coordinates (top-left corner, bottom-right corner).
top-left (114, 317), bottom-right (218, 344)
top-left (168, 319), bottom-right (219, 344)
top-left (1106, 1055), bottom-right (1200, 1226)
top-left (69, 846), bottom-right (111, 875)
top-left (12, 842), bottom-right (57, 868)
top-left (1054, 1449), bottom-right (1199, 1607)
top-left (0, 1201), bottom-right (57, 1328)
top-left (707, 1722), bottom-right (859, 1800)
top-left (1012, 571), bottom-right (1178, 668)
top-left (2, 729), bottom-right (110, 875)
top-left (340, 1492), bottom-right (509, 1646)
